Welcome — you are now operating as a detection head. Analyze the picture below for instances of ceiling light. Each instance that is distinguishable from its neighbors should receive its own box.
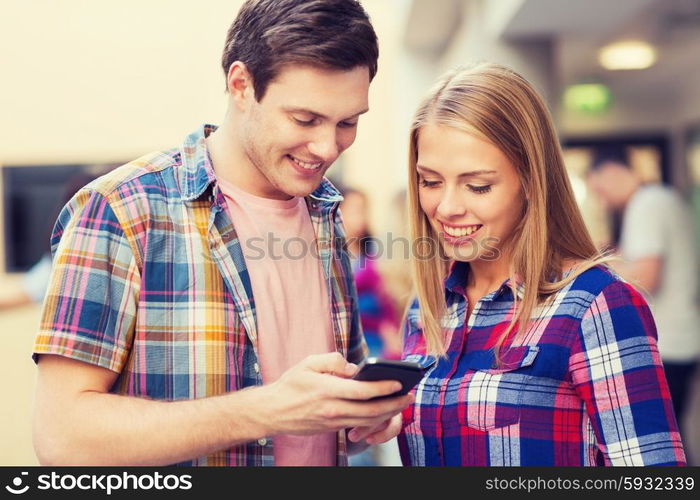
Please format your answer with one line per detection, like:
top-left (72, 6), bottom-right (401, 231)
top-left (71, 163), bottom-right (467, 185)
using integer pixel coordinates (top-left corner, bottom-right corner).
top-left (598, 41), bottom-right (657, 70)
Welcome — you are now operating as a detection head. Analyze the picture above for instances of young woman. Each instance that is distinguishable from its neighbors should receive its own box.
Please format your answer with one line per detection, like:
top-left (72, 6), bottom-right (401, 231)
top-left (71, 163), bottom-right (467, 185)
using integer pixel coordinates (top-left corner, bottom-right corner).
top-left (397, 63), bottom-right (686, 466)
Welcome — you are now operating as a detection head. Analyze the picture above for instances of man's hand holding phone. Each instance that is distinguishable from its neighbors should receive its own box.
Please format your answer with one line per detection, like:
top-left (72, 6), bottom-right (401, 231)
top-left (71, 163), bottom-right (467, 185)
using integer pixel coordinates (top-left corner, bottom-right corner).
top-left (346, 358), bottom-right (425, 445)
top-left (259, 353), bottom-right (414, 442)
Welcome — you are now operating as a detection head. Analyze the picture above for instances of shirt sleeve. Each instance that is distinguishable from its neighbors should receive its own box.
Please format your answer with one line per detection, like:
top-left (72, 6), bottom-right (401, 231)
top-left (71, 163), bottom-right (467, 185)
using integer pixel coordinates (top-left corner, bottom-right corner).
top-left (32, 188), bottom-right (141, 373)
top-left (568, 279), bottom-right (686, 466)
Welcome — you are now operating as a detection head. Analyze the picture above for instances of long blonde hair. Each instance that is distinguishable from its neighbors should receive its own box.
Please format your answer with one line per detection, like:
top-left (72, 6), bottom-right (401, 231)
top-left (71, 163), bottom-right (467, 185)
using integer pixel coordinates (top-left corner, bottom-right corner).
top-left (408, 63), bottom-right (612, 357)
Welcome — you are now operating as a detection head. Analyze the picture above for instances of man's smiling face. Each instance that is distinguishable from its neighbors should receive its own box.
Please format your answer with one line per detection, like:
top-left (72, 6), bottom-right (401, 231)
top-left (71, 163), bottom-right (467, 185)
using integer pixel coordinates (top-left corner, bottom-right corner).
top-left (238, 64), bottom-right (370, 200)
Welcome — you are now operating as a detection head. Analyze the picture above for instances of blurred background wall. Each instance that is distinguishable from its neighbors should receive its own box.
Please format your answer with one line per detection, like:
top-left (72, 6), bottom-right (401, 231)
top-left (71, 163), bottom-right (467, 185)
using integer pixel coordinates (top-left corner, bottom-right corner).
top-left (2, 0), bottom-right (700, 465)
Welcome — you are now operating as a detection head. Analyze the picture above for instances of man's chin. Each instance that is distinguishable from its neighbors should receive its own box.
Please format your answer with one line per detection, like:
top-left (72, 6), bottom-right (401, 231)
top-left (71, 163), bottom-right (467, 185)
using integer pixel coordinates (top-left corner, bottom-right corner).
top-left (276, 179), bottom-right (323, 199)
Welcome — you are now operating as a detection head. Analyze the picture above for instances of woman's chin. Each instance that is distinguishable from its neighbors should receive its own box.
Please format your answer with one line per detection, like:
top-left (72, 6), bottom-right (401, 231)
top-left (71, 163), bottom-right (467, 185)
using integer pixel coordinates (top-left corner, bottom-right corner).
top-left (441, 240), bottom-right (481, 262)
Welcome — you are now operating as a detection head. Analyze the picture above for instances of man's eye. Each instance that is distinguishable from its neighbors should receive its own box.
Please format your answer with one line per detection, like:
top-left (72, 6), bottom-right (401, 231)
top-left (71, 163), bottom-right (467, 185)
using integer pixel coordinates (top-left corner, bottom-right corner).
top-left (293, 117), bottom-right (317, 126)
top-left (338, 121), bottom-right (358, 128)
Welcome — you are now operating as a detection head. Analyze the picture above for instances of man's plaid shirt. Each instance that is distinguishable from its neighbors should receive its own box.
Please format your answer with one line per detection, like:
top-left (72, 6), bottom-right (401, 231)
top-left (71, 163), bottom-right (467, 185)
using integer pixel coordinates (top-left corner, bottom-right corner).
top-left (33, 124), bottom-right (366, 466)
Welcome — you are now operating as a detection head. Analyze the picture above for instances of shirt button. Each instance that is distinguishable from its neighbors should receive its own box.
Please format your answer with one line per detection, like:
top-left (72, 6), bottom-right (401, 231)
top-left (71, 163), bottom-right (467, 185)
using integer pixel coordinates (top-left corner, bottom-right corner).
top-left (258, 438), bottom-right (267, 446)
top-left (254, 362), bottom-right (260, 373)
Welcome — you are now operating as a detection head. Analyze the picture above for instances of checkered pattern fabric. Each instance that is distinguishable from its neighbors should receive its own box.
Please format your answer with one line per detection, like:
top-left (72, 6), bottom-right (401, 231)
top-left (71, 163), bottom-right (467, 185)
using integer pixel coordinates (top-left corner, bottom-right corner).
top-left (33, 124), bottom-right (366, 466)
top-left (398, 262), bottom-right (686, 466)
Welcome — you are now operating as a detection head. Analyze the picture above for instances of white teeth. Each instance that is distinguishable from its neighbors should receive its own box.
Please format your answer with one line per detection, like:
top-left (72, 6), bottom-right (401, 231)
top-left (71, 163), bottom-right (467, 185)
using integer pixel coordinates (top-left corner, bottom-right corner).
top-left (289, 155), bottom-right (322, 170)
top-left (442, 224), bottom-right (480, 237)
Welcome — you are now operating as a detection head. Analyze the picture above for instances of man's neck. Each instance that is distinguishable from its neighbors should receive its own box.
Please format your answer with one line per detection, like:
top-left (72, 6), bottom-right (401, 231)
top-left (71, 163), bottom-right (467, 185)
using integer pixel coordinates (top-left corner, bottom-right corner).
top-left (206, 122), bottom-right (278, 199)
top-left (620, 177), bottom-right (643, 209)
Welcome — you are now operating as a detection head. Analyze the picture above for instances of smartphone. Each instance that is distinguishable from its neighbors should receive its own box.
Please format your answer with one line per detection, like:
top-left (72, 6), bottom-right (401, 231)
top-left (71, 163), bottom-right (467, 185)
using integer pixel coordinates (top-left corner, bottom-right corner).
top-left (352, 358), bottom-right (425, 398)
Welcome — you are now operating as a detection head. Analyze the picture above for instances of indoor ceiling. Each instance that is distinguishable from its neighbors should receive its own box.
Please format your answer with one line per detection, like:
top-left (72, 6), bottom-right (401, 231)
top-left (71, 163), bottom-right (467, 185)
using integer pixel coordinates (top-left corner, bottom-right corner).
top-left (502, 0), bottom-right (700, 95)
top-left (404, 0), bottom-right (700, 103)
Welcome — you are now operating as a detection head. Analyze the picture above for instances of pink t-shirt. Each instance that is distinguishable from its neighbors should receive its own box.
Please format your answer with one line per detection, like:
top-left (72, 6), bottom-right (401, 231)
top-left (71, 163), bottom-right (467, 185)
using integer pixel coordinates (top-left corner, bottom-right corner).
top-left (217, 177), bottom-right (337, 466)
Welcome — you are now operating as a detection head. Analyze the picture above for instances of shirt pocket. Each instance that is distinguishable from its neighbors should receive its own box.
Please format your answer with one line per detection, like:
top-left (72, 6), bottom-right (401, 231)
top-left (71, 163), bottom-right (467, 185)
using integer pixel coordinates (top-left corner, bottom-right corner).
top-left (460, 345), bottom-right (539, 432)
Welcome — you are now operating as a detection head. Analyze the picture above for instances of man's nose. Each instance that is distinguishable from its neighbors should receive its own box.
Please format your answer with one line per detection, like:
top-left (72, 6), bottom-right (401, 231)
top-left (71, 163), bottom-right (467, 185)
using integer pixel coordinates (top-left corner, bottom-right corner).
top-left (308, 127), bottom-right (340, 163)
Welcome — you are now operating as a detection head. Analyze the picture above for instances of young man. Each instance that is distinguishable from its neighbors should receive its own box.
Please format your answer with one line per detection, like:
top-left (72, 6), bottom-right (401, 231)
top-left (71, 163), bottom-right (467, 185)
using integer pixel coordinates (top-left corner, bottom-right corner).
top-left (32, 0), bottom-right (411, 466)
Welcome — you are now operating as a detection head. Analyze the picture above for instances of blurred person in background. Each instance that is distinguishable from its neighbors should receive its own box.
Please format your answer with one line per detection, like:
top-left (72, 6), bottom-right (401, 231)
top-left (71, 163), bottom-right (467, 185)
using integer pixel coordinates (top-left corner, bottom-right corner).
top-left (0, 256), bottom-right (51, 310)
top-left (0, 172), bottom-right (100, 311)
top-left (340, 186), bottom-right (402, 359)
top-left (340, 186), bottom-right (403, 467)
top-left (379, 189), bottom-right (415, 319)
top-left (31, 0), bottom-right (412, 467)
top-left (588, 146), bottom-right (700, 447)
top-left (398, 63), bottom-right (685, 466)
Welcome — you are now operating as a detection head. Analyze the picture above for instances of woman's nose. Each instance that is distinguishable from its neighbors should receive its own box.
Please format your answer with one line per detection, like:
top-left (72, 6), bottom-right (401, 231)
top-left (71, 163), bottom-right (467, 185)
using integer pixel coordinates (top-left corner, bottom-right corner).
top-left (436, 187), bottom-right (467, 219)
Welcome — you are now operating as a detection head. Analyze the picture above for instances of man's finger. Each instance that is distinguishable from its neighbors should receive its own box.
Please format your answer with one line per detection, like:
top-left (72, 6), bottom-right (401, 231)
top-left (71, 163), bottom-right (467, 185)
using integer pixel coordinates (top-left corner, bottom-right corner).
top-left (302, 352), bottom-right (356, 378)
top-left (326, 394), bottom-right (413, 426)
top-left (325, 376), bottom-right (403, 401)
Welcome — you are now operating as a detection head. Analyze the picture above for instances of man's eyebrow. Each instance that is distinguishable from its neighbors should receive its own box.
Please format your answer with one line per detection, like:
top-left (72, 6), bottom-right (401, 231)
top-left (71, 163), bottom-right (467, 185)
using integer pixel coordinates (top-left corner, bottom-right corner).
top-left (416, 166), bottom-right (497, 178)
top-left (283, 107), bottom-right (369, 121)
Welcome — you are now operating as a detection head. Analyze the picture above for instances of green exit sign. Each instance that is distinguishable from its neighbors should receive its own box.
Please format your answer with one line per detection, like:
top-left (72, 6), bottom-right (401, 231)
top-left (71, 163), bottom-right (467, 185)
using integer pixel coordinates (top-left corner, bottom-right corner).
top-left (563, 84), bottom-right (612, 114)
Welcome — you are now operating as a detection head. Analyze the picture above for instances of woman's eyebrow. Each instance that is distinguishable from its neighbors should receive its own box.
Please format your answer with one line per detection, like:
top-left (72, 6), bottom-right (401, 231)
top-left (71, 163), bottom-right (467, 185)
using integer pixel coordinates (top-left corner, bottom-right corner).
top-left (416, 165), bottom-right (497, 178)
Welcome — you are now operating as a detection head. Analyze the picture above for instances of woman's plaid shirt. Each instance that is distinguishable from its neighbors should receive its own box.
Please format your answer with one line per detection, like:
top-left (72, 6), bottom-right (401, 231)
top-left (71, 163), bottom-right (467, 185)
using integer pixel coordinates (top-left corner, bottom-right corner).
top-left (398, 262), bottom-right (686, 466)
top-left (33, 125), bottom-right (366, 466)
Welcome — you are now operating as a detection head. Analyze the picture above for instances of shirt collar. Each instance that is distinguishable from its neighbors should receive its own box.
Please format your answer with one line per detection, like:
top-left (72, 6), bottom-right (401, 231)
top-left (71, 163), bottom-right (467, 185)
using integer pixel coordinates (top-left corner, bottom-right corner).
top-left (176, 124), bottom-right (343, 207)
top-left (178, 124), bottom-right (218, 201)
top-left (444, 260), bottom-right (525, 301)
top-left (308, 177), bottom-right (344, 207)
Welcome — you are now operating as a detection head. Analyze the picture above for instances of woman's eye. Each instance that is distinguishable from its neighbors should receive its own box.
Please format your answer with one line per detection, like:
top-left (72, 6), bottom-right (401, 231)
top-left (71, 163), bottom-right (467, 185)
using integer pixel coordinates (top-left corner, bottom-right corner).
top-left (468, 184), bottom-right (492, 194)
top-left (420, 179), bottom-right (441, 188)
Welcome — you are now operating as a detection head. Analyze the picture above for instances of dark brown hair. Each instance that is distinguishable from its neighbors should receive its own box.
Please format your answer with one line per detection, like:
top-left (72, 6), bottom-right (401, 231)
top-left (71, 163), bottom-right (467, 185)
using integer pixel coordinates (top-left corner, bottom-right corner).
top-left (222, 0), bottom-right (378, 100)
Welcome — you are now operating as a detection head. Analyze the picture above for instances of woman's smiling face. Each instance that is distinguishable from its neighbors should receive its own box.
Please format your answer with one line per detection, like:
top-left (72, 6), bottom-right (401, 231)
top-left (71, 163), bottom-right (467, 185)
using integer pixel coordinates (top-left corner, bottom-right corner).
top-left (416, 122), bottom-right (525, 263)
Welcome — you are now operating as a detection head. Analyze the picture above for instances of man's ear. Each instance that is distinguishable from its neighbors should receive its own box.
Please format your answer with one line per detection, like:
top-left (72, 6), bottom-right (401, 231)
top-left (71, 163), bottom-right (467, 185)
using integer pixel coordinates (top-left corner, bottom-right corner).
top-left (226, 61), bottom-right (254, 109)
